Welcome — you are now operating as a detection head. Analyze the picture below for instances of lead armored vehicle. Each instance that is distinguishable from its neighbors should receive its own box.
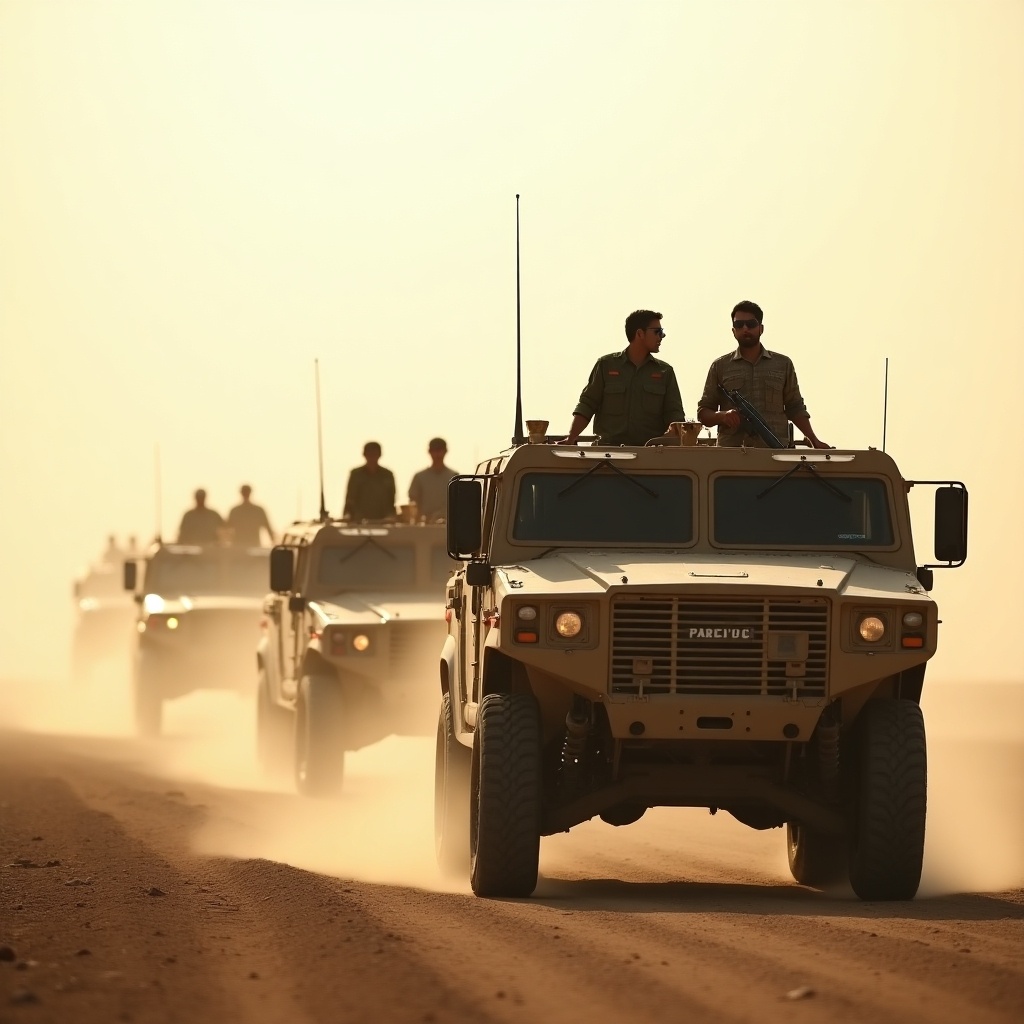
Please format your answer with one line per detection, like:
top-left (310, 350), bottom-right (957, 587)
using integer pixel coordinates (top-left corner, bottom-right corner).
top-left (123, 543), bottom-right (269, 735)
top-left (258, 520), bottom-right (453, 795)
top-left (435, 438), bottom-right (967, 899)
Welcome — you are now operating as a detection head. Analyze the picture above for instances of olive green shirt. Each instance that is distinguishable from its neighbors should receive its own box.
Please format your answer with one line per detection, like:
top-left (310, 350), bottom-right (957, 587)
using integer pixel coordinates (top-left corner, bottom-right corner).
top-left (697, 346), bottom-right (809, 447)
top-left (573, 350), bottom-right (686, 446)
top-left (343, 465), bottom-right (396, 520)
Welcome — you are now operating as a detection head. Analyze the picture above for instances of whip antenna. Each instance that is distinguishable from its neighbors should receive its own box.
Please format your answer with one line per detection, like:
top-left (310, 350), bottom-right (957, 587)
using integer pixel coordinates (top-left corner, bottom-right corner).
top-left (315, 359), bottom-right (328, 522)
top-left (512, 193), bottom-right (524, 445)
top-left (154, 442), bottom-right (163, 543)
top-left (882, 356), bottom-right (889, 453)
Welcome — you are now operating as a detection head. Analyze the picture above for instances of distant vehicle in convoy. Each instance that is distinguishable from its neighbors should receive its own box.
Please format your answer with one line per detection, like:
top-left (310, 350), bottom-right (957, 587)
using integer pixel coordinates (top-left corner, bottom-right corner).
top-left (258, 520), bottom-right (452, 796)
top-left (71, 561), bottom-right (136, 684)
top-left (436, 438), bottom-right (968, 900)
top-left (123, 543), bottom-right (270, 736)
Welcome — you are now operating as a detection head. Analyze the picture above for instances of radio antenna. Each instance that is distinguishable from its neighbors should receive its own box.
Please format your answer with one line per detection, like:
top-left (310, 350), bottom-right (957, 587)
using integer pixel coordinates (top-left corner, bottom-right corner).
top-left (512, 193), bottom-right (524, 446)
top-left (882, 356), bottom-right (889, 453)
top-left (315, 359), bottom-right (328, 522)
top-left (154, 442), bottom-right (163, 543)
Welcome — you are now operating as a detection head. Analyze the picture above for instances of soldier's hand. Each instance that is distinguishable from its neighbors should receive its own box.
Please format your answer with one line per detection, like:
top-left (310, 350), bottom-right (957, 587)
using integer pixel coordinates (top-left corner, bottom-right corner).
top-left (810, 438), bottom-right (834, 450)
top-left (555, 436), bottom-right (580, 446)
top-left (718, 410), bottom-right (742, 430)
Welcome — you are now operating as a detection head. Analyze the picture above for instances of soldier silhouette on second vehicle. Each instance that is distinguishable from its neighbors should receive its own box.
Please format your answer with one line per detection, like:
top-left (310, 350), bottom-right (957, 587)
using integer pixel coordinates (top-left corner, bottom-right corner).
top-left (177, 489), bottom-right (225, 545)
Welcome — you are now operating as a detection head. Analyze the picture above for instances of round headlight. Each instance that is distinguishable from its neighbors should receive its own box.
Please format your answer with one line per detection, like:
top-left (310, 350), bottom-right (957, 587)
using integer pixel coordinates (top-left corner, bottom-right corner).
top-left (902, 611), bottom-right (924, 629)
top-left (166, 617), bottom-right (179, 630)
top-left (517, 605), bottom-right (538, 621)
top-left (555, 611), bottom-right (583, 638)
top-left (858, 615), bottom-right (886, 642)
top-left (352, 634), bottom-right (370, 652)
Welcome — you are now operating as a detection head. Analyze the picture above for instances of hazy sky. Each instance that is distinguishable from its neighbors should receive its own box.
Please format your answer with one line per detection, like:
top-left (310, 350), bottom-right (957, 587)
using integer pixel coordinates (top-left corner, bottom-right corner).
top-left (1, 0), bottom-right (1021, 683)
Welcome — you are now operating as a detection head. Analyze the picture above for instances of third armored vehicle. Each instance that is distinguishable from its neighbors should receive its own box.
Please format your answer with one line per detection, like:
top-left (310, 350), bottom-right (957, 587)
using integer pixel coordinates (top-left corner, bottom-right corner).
top-left (258, 519), bottom-right (453, 795)
top-left (436, 439), bottom-right (967, 900)
top-left (123, 542), bottom-right (270, 735)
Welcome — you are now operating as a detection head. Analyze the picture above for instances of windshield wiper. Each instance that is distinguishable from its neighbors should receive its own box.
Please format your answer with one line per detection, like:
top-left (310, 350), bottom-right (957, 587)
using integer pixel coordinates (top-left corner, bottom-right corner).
top-left (336, 536), bottom-right (397, 562)
top-left (757, 462), bottom-right (851, 502)
top-left (558, 459), bottom-right (658, 499)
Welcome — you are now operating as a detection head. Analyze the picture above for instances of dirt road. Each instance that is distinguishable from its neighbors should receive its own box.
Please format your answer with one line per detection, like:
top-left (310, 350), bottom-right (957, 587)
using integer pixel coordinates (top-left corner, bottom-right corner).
top-left (1, 685), bottom-right (1023, 1024)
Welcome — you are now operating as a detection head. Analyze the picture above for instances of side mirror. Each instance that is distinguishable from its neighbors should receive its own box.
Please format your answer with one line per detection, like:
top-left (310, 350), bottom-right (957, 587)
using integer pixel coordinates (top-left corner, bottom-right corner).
top-left (123, 561), bottom-right (137, 591)
top-left (447, 478), bottom-right (483, 558)
top-left (934, 486), bottom-right (968, 564)
top-left (270, 546), bottom-right (294, 593)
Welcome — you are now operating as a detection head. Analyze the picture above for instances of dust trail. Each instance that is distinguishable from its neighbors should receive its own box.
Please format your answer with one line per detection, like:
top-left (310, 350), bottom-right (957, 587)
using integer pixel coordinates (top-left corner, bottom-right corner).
top-left (919, 681), bottom-right (1024, 895)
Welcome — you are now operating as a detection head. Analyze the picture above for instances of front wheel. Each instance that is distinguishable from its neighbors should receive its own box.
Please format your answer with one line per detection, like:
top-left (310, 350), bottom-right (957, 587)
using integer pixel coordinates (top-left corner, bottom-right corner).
top-left (470, 692), bottom-right (542, 898)
top-left (434, 692), bottom-right (471, 875)
top-left (848, 699), bottom-right (927, 900)
top-left (294, 674), bottom-right (346, 798)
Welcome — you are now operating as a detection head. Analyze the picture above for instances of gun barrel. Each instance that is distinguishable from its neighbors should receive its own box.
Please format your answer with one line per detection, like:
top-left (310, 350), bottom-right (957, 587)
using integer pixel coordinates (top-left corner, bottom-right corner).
top-left (719, 385), bottom-right (785, 449)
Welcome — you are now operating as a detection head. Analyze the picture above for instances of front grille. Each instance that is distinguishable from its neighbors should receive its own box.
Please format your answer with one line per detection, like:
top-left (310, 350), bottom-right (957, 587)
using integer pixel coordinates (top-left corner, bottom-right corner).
top-left (389, 621), bottom-right (445, 675)
top-left (611, 596), bottom-right (829, 697)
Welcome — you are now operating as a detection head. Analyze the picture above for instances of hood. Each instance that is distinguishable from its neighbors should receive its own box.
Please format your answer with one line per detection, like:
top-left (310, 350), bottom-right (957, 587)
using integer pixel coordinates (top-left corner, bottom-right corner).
top-left (310, 592), bottom-right (444, 625)
top-left (498, 551), bottom-right (921, 598)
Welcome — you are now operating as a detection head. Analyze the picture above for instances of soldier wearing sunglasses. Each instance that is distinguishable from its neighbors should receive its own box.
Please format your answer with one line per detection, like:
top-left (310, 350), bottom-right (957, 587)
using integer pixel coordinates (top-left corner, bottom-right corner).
top-left (697, 301), bottom-right (830, 449)
top-left (559, 309), bottom-right (685, 446)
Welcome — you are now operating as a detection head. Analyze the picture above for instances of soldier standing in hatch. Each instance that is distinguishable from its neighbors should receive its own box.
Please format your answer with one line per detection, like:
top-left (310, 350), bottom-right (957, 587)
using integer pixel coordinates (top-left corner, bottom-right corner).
top-left (697, 300), bottom-right (830, 449)
top-left (227, 484), bottom-right (275, 546)
top-left (559, 309), bottom-right (685, 445)
top-left (177, 489), bottom-right (225, 545)
top-left (408, 437), bottom-right (458, 521)
top-left (343, 442), bottom-right (397, 521)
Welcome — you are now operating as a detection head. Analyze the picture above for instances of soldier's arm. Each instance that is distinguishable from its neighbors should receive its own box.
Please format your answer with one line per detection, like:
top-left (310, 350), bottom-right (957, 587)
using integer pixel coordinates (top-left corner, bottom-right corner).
top-left (409, 473), bottom-right (422, 506)
top-left (697, 362), bottom-right (730, 427)
top-left (343, 472), bottom-right (358, 517)
top-left (561, 361), bottom-right (603, 443)
top-left (664, 369), bottom-right (686, 426)
top-left (783, 363), bottom-right (828, 447)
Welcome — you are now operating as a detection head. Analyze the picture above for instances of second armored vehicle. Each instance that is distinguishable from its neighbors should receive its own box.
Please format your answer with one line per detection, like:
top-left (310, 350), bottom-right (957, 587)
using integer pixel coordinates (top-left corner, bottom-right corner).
top-left (258, 520), bottom-right (453, 795)
top-left (123, 542), bottom-right (270, 736)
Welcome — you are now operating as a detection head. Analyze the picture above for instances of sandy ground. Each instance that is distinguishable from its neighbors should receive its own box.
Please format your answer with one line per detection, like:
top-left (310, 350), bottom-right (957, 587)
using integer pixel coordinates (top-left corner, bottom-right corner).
top-left (1, 678), bottom-right (1022, 1024)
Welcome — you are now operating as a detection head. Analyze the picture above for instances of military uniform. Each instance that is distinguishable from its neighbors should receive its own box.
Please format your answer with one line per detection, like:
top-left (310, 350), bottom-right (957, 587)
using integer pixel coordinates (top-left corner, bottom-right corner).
top-left (573, 350), bottom-right (686, 446)
top-left (409, 465), bottom-right (458, 520)
top-left (177, 507), bottom-right (224, 545)
top-left (343, 466), bottom-right (397, 520)
top-left (227, 501), bottom-right (273, 546)
top-left (697, 347), bottom-right (808, 447)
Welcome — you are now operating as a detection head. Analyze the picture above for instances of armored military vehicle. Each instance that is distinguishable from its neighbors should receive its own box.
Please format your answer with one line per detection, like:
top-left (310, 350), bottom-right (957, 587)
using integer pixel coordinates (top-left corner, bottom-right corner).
top-left (71, 560), bottom-right (136, 684)
top-left (123, 543), bottom-right (270, 735)
top-left (258, 520), bottom-right (453, 795)
top-left (435, 439), bottom-right (967, 900)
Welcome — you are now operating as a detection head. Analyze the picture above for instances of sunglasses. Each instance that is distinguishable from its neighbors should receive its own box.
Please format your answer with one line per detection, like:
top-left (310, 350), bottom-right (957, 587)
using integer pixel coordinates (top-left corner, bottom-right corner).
top-left (647, 327), bottom-right (666, 337)
top-left (732, 319), bottom-right (760, 330)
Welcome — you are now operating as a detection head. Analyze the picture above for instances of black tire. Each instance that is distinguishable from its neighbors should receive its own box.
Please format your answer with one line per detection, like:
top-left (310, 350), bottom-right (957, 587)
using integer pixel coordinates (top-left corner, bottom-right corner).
top-left (434, 692), bottom-right (471, 875)
top-left (470, 692), bottom-right (542, 898)
top-left (256, 668), bottom-right (292, 781)
top-left (848, 699), bottom-right (927, 901)
top-left (294, 674), bottom-right (346, 798)
top-left (786, 822), bottom-right (848, 887)
top-left (133, 656), bottom-right (163, 738)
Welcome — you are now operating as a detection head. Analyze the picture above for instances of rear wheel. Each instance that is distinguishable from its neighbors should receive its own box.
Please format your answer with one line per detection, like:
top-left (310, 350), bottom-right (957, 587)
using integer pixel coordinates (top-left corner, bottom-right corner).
top-left (470, 692), bottom-right (542, 897)
top-left (434, 692), bottom-right (471, 875)
top-left (256, 668), bottom-right (292, 781)
top-left (294, 674), bottom-right (346, 798)
top-left (848, 699), bottom-right (927, 900)
top-left (786, 822), bottom-right (847, 887)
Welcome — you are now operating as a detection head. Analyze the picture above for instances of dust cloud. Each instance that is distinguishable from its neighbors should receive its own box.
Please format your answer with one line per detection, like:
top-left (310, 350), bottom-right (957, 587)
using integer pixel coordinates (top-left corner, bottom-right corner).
top-left (1, 669), bottom-right (1021, 899)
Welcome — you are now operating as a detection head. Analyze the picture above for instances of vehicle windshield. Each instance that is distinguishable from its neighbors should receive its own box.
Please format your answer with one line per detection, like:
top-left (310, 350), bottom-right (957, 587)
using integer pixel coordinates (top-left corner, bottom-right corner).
top-left (144, 552), bottom-right (269, 596)
top-left (513, 472), bottom-right (693, 544)
top-left (317, 541), bottom-right (416, 590)
top-left (714, 475), bottom-right (894, 546)
top-left (77, 568), bottom-right (124, 599)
